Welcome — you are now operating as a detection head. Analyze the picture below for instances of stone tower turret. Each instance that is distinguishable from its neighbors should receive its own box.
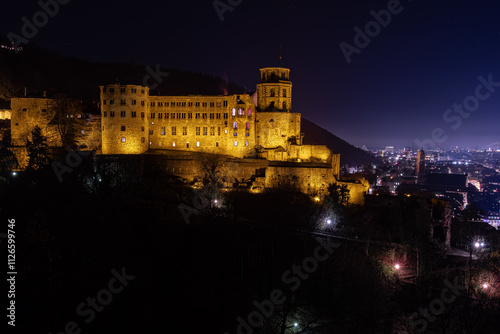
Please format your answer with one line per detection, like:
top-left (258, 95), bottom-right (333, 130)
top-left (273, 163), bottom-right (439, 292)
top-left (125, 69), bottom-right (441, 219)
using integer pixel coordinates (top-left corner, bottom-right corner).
top-left (257, 67), bottom-right (292, 112)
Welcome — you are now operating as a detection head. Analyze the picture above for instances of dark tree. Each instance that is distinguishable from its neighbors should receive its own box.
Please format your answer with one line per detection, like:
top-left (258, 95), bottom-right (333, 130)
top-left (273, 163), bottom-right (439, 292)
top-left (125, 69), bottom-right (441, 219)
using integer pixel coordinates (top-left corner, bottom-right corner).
top-left (26, 125), bottom-right (50, 171)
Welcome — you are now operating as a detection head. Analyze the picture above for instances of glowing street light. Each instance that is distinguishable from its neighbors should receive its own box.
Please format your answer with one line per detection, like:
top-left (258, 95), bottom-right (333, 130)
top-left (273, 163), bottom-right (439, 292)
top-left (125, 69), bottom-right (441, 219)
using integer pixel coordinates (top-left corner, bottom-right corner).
top-left (326, 218), bottom-right (332, 225)
top-left (482, 283), bottom-right (489, 290)
top-left (475, 242), bottom-right (480, 248)
top-left (394, 264), bottom-right (401, 270)
top-left (294, 322), bottom-right (298, 327)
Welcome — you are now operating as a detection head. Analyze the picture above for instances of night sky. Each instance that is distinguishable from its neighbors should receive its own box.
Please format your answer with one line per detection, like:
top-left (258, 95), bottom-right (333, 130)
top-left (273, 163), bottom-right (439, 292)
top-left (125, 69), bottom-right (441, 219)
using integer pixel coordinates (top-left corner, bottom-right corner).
top-left (2, 0), bottom-right (500, 149)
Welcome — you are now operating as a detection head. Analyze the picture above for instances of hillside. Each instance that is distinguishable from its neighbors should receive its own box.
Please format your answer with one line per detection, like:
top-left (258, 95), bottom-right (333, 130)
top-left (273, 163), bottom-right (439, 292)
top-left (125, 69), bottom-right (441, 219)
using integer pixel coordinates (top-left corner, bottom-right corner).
top-left (301, 118), bottom-right (374, 166)
top-left (0, 41), bottom-right (373, 165)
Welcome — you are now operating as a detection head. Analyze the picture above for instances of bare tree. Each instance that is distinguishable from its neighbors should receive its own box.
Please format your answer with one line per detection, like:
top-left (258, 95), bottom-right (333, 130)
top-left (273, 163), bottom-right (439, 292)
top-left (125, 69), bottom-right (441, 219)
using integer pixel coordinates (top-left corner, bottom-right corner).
top-left (47, 95), bottom-right (86, 147)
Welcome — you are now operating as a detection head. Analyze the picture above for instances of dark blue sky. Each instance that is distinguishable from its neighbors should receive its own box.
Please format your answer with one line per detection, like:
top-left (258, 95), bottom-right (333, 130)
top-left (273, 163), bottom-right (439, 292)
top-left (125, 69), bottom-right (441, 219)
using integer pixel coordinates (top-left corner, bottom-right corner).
top-left (2, 0), bottom-right (500, 149)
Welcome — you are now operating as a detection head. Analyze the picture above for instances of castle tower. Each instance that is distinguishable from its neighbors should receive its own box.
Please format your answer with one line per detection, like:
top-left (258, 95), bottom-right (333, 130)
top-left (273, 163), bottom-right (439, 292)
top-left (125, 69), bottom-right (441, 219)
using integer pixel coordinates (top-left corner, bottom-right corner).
top-left (100, 84), bottom-right (150, 154)
top-left (257, 67), bottom-right (292, 112)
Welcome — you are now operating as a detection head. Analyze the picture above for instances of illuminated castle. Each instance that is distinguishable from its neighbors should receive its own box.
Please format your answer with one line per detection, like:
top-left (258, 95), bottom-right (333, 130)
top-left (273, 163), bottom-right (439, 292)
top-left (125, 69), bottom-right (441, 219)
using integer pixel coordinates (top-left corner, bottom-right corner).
top-left (100, 67), bottom-right (333, 163)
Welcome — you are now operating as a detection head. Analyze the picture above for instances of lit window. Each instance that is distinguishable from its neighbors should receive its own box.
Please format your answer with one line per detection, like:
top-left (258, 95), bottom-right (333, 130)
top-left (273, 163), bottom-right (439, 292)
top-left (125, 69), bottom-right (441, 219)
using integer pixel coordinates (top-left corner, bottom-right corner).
top-left (234, 133), bottom-right (237, 136)
top-left (238, 108), bottom-right (244, 115)
top-left (197, 142), bottom-right (200, 147)
top-left (121, 126), bottom-right (126, 131)
top-left (232, 108), bottom-right (236, 116)
top-left (234, 141), bottom-right (238, 147)
top-left (173, 142), bottom-right (176, 147)
top-left (224, 129), bottom-right (228, 134)
top-left (248, 109), bottom-right (252, 116)
top-left (210, 127), bottom-right (215, 136)
top-left (121, 137), bottom-right (126, 143)
top-left (246, 122), bottom-right (250, 130)
top-left (233, 122), bottom-right (238, 129)
top-left (245, 141), bottom-right (248, 147)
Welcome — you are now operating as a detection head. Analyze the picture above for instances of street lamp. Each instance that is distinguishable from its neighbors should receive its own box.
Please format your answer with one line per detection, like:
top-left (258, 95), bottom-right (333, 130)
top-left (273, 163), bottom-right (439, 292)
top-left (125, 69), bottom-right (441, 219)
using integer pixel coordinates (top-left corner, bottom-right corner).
top-left (326, 218), bottom-right (332, 225)
top-left (482, 283), bottom-right (489, 290)
top-left (394, 264), bottom-right (401, 270)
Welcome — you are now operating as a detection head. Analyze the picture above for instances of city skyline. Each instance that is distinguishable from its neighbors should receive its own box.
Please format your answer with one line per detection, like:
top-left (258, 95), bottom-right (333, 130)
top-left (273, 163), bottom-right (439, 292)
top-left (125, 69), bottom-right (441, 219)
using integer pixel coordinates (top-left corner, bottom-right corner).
top-left (1, 0), bottom-right (500, 149)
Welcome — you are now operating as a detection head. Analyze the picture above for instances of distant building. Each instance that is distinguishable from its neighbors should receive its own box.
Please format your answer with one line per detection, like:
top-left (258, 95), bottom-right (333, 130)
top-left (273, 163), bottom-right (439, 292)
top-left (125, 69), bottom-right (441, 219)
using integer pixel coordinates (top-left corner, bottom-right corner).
top-left (416, 148), bottom-right (425, 181)
top-left (0, 109), bottom-right (11, 120)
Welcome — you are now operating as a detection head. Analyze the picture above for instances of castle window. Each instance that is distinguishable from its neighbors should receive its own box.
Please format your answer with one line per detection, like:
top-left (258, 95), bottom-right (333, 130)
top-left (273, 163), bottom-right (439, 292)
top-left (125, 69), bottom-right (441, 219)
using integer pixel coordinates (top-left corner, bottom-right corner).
top-left (195, 113), bottom-right (200, 119)
top-left (172, 127), bottom-right (176, 135)
top-left (131, 111), bottom-right (137, 118)
top-left (121, 126), bottom-right (126, 131)
top-left (210, 113), bottom-right (214, 119)
top-left (202, 113), bottom-right (207, 119)
top-left (195, 102), bottom-right (200, 107)
top-left (270, 89), bottom-right (275, 97)
top-left (165, 113), bottom-right (169, 119)
top-left (150, 102), bottom-right (155, 107)
top-left (210, 127), bottom-right (215, 136)
top-left (187, 113), bottom-right (192, 119)
top-left (246, 133), bottom-right (250, 137)
top-left (158, 102), bottom-right (163, 107)
top-left (141, 126), bottom-right (145, 132)
top-left (141, 89), bottom-right (145, 94)
top-left (166, 102), bottom-right (169, 107)
top-left (158, 113), bottom-right (163, 119)
top-left (218, 127), bottom-right (221, 136)
top-left (186, 142), bottom-right (190, 148)
top-left (216, 102), bottom-right (221, 107)
top-left (283, 102), bottom-right (286, 110)
top-left (216, 142), bottom-right (219, 147)
top-left (103, 87), bottom-right (106, 93)
top-left (121, 99), bottom-right (126, 105)
top-left (188, 102), bottom-right (193, 107)
top-left (196, 127), bottom-right (200, 135)
top-left (270, 102), bottom-right (275, 109)
top-left (120, 87), bottom-right (126, 93)
top-left (141, 112), bottom-right (145, 118)
top-left (132, 88), bottom-right (137, 94)
top-left (269, 119), bottom-right (274, 122)
top-left (149, 130), bottom-right (153, 135)
top-left (110, 99), bottom-right (114, 105)
top-left (176, 102), bottom-right (181, 107)
top-left (246, 122), bottom-right (250, 130)
top-left (216, 113), bottom-right (221, 119)
top-left (224, 120), bottom-right (228, 127)
top-left (202, 102), bottom-right (207, 107)
top-left (283, 89), bottom-right (287, 97)
top-left (141, 101), bottom-right (145, 106)
top-left (224, 129), bottom-right (228, 134)
top-left (234, 141), bottom-right (238, 147)
top-left (232, 108), bottom-right (236, 116)
top-left (223, 101), bottom-right (228, 107)
top-left (233, 133), bottom-right (237, 137)
top-left (248, 109), bottom-right (252, 116)
top-left (182, 113), bottom-right (186, 119)
top-left (171, 103), bottom-right (175, 108)
top-left (176, 113), bottom-right (181, 119)
top-left (203, 127), bottom-right (207, 136)
top-left (110, 88), bottom-right (114, 93)
top-left (224, 113), bottom-right (228, 119)
top-left (171, 113), bottom-right (175, 119)
top-left (132, 100), bottom-right (137, 105)
top-left (245, 141), bottom-right (249, 147)
top-left (121, 137), bottom-right (126, 142)
top-left (196, 142), bottom-right (200, 147)
top-left (103, 111), bottom-right (107, 117)
top-left (210, 102), bottom-right (215, 107)
top-left (121, 111), bottom-right (126, 117)
top-left (110, 111), bottom-right (115, 117)
top-left (238, 108), bottom-right (244, 115)
top-left (161, 127), bottom-right (166, 135)
top-left (151, 113), bottom-right (155, 119)
top-left (183, 127), bottom-right (187, 135)
top-left (233, 122), bottom-right (238, 129)
top-left (141, 137), bottom-right (145, 143)
top-left (103, 100), bottom-right (106, 105)
top-left (182, 102), bottom-right (186, 107)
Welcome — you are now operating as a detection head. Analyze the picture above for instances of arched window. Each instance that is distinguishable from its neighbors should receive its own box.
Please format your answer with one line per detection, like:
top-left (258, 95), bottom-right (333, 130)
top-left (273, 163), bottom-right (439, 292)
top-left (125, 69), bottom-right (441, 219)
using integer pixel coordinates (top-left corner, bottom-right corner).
top-left (233, 122), bottom-right (238, 129)
top-left (248, 109), bottom-right (252, 116)
top-left (238, 108), bottom-right (244, 115)
top-left (246, 122), bottom-right (250, 130)
top-left (232, 108), bottom-right (236, 116)
top-left (270, 89), bottom-right (275, 97)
